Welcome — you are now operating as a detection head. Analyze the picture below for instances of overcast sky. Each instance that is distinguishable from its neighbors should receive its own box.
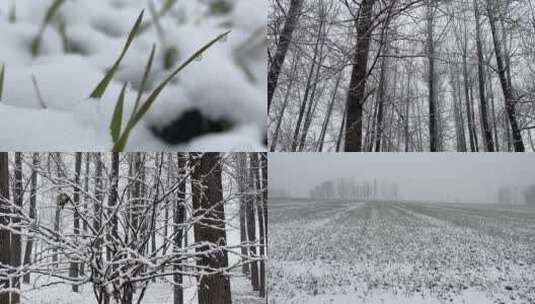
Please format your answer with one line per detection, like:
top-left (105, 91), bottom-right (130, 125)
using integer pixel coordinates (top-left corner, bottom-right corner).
top-left (269, 153), bottom-right (535, 203)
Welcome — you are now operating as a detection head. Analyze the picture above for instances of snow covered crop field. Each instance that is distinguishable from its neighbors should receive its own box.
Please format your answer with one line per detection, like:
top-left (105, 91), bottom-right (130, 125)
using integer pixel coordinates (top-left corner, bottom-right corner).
top-left (268, 199), bottom-right (535, 304)
top-left (0, 0), bottom-right (266, 151)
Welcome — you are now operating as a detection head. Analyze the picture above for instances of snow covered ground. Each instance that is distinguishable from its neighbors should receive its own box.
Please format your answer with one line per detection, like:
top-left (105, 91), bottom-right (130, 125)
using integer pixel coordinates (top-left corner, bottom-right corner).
top-left (0, 0), bottom-right (266, 151)
top-left (268, 199), bottom-right (535, 304)
top-left (23, 271), bottom-right (262, 304)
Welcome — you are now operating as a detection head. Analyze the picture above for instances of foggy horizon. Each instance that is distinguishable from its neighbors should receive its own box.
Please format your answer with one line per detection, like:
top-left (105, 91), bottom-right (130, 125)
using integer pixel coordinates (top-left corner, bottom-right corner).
top-left (269, 153), bottom-right (535, 204)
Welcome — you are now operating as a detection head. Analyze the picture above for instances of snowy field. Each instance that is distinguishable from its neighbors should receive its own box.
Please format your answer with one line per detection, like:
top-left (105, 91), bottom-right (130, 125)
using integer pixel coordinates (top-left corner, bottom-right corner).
top-left (268, 199), bottom-right (535, 304)
top-left (0, 0), bottom-right (266, 151)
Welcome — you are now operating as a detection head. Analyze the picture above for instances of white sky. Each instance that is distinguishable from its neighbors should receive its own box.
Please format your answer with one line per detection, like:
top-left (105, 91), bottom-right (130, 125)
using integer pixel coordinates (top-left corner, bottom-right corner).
top-left (269, 153), bottom-right (535, 203)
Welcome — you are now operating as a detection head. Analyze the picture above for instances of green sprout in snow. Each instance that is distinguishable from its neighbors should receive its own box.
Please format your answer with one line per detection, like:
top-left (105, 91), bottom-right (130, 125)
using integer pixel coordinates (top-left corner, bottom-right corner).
top-left (87, 10), bottom-right (230, 151)
top-left (0, 63), bottom-right (4, 101)
top-left (31, 0), bottom-right (66, 56)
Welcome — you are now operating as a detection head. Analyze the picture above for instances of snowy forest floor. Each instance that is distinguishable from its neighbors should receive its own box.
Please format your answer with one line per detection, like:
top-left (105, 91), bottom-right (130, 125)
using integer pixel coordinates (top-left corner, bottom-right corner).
top-left (23, 270), bottom-right (262, 304)
top-left (268, 199), bottom-right (535, 304)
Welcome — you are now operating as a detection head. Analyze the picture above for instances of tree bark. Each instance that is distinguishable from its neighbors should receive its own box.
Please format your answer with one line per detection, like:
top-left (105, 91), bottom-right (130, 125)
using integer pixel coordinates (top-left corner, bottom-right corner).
top-left (270, 54), bottom-right (299, 152)
top-left (374, 46), bottom-right (388, 152)
top-left (260, 153), bottom-right (268, 255)
top-left (173, 153), bottom-right (186, 304)
top-left (70, 153), bottom-right (82, 292)
top-left (473, 0), bottom-right (494, 151)
top-left (246, 154), bottom-right (259, 291)
top-left (267, 0), bottom-right (304, 111)
top-left (9, 153), bottom-right (22, 304)
top-left (344, 0), bottom-right (375, 151)
top-left (23, 153), bottom-right (38, 284)
top-left (108, 153), bottom-right (119, 273)
top-left (0, 153), bottom-right (11, 304)
top-left (191, 153), bottom-right (232, 304)
top-left (252, 154), bottom-right (266, 298)
top-left (318, 73), bottom-right (342, 152)
top-left (291, 20), bottom-right (323, 152)
top-left (426, 1), bottom-right (437, 152)
top-left (486, 0), bottom-right (525, 151)
top-left (236, 154), bottom-right (250, 275)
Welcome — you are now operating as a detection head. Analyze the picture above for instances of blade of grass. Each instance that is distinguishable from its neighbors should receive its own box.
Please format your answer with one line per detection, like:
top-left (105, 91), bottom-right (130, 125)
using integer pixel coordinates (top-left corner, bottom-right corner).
top-left (131, 30), bottom-right (231, 127)
top-left (31, 0), bottom-right (66, 56)
top-left (159, 0), bottom-right (178, 17)
top-left (31, 75), bottom-right (47, 109)
top-left (57, 15), bottom-right (70, 53)
top-left (148, 0), bottom-right (165, 45)
top-left (139, 0), bottom-right (178, 33)
top-left (8, 0), bottom-right (16, 23)
top-left (147, 0), bottom-right (178, 69)
top-left (89, 10), bottom-right (144, 99)
top-left (110, 83), bottom-right (128, 145)
top-left (0, 64), bottom-right (4, 101)
top-left (43, 0), bottom-right (65, 25)
top-left (134, 44), bottom-right (156, 113)
top-left (112, 30), bottom-right (231, 151)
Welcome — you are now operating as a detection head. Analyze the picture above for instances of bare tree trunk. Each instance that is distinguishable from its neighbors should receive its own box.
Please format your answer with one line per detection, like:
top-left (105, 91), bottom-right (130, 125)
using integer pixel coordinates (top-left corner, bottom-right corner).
top-left (23, 153), bottom-right (38, 284)
top-left (374, 46), bottom-right (388, 152)
top-left (426, 1), bottom-right (437, 152)
top-left (344, 0), bottom-right (375, 151)
top-left (486, 0), bottom-right (525, 151)
top-left (70, 153), bottom-right (82, 292)
top-left (336, 110), bottom-right (346, 152)
top-left (108, 153), bottom-right (119, 273)
top-left (246, 154), bottom-right (259, 291)
top-left (252, 154), bottom-right (266, 298)
top-left (462, 53), bottom-right (477, 152)
top-left (487, 66), bottom-right (499, 151)
top-left (291, 19), bottom-right (323, 152)
top-left (173, 153), bottom-right (186, 304)
top-left (80, 153), bottom-right (90, 276)
top-left (191, 153), bottom-right (232, 304)
top-left (163, 154), bottom-right (171, 257)
top-left (94, 153), bottom-right (108, 304)
top-left (268, 0), bottom-right (304, 111)
top-left (236, 154), bottom-right (250, 275)
top-left (260, 153), bottom-right (268, 254)
top-left (318, 73), bottom-right (342, 152)
top-left (270, 55), bottom-right (299, 152)
top-left (10, 153), bottom-right (22, 304)
top-left (474, 0), bottom-right (494, 151)
top-left (0, 153), bottom-right (11, 304)
top-left (404, 61), bottom-right (413, 152)
top-left (52, 153), bottom-right (63, 268)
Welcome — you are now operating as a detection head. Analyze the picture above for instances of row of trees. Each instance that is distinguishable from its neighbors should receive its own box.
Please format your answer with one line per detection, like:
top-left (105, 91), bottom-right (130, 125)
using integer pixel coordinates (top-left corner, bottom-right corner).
top-left (0, 152), bottom-right (267, 304)
top-left (309, 178), bottom-right (399, 201)
top-left (498, 184), bottom-right (535, 205)
top-left (268, 0), bottom-right (535, 151)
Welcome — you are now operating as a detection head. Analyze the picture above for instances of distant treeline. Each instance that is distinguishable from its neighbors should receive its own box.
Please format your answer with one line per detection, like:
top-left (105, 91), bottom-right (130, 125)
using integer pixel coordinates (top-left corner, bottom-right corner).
top-left (309, 178), bottom-right (399, 201)
top-left (498, 185), bottom-right (535, 205)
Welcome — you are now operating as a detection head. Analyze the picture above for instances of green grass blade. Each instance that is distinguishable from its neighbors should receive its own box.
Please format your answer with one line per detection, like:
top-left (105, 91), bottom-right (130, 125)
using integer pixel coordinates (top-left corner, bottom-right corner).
top-left (31, 0), bottom-right (65, 56)
top-left (110, 83), bottom-right (127, 145)
top-left (134, 44), bottom-right (156, 113)
top-left (159, 0), bottom-right (178, 16)
top-left (0, 64), bottom-right (4, 100)
top-left (43, 0), bottom-right (65, 25)
top-left (112, 30), bottom-right (230, 151)
top-left (89, 10), bottom-right (144, 99)
top-left (8, 0), bottom-right (16, 23)
top-left (131, 30), bottom-right (231, 126)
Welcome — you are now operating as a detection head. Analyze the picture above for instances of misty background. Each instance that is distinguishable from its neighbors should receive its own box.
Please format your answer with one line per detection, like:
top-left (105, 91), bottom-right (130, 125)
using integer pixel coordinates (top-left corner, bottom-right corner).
top-left (269, 153), bottom-right (535, 204)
